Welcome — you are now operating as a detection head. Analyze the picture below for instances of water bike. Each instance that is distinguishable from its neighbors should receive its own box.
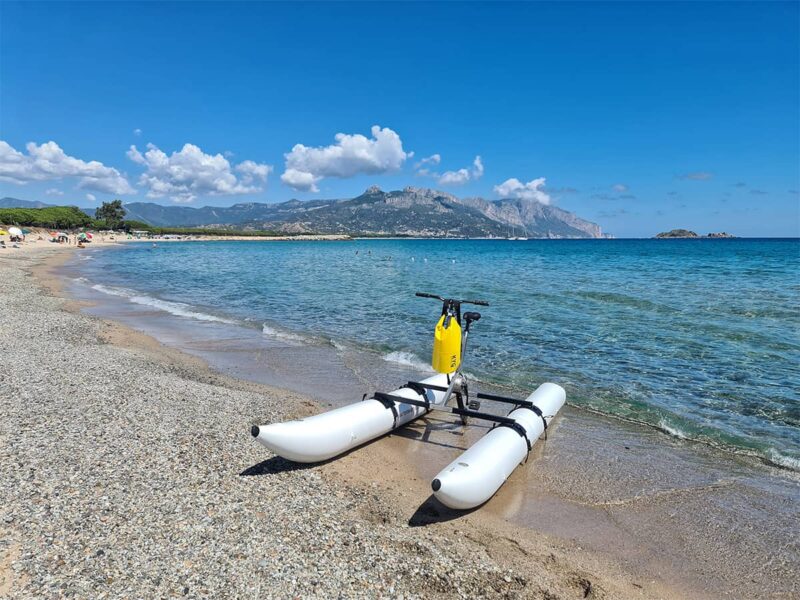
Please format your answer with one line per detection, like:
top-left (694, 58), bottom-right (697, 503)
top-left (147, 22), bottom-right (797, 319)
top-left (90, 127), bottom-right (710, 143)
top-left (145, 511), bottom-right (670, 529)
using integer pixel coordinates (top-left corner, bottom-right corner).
top-left (251, 292), bottom-right (566, 509)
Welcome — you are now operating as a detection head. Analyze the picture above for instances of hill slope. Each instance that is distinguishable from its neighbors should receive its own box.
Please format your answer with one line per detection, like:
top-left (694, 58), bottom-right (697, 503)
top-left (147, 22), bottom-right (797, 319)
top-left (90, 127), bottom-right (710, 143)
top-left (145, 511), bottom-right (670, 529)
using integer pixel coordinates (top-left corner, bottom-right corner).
top-left (123, 186), bottom-right (604, 238)
top-left (0, 197), bottom-right (56, 209)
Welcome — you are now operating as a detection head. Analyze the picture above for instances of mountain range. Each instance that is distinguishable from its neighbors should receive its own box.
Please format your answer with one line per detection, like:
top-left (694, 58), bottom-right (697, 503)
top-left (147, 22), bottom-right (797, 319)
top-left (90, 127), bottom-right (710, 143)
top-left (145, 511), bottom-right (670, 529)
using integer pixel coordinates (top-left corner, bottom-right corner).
top-left (0, 197), bottom-right (55, 209)
top-left (1, 187), bottom-right (606, 238)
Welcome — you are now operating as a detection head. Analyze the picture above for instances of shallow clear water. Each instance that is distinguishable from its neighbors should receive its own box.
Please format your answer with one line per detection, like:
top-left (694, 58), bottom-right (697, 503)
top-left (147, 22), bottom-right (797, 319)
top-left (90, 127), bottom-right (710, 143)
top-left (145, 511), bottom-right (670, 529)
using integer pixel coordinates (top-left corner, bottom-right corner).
top-left (74, 238), bottom-right (800, 470)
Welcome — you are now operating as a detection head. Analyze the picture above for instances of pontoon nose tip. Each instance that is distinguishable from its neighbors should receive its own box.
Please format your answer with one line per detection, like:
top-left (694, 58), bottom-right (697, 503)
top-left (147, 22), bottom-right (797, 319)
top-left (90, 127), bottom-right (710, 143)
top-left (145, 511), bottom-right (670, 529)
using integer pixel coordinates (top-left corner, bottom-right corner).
top-left (431, 478), bottom-right (441, 492)
top-left (250, 425), bottom-right (260, 438)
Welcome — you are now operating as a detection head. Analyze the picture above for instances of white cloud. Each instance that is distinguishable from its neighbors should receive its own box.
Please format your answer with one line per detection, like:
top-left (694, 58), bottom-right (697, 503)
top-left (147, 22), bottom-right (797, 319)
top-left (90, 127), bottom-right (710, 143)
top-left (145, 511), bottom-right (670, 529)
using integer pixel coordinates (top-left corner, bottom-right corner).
top-left (0, 140), bottom-right (134, 194)
top-left (473, 156), bottom-right (484, 178)
top-left (45, 188), bottom-right (64, 196)
top-left (493, 177), bottom-right (551, 205)
top-left (612, 183), bottom-right (628, 193)
top-left (235, 160), bottom-right (273, 185)
top-left (281, 125), bottom-right (408, 192)
top-left (415, 154), bottom-right (441, 169)
top-left (438, 156), bottom-right (484, 186)
top-left (438, 170), bottom-right (469, 185)
top-left (128, 143), bottom-right (272, 203)
top-left (133, 128), bottom-right (142, 137)
top-left (415, 154), bottom-right (484, 186)
top-left (280, 168), bottom-right (320, 192)
top-left (86, 193), bottom-right (96, 202)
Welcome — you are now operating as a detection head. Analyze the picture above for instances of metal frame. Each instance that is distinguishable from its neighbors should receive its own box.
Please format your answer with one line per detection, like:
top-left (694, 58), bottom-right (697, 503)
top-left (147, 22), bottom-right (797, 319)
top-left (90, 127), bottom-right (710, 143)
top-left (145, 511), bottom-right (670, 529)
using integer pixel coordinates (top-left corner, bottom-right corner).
top-left (366, 292), bottom-right (541, 450)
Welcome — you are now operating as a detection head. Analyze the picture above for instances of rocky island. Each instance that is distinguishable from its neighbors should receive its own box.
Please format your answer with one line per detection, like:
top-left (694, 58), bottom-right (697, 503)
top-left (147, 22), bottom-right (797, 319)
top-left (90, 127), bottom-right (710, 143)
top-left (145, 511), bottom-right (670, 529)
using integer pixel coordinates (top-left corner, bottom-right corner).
top-left (655, 229), bottom-right (736, 239)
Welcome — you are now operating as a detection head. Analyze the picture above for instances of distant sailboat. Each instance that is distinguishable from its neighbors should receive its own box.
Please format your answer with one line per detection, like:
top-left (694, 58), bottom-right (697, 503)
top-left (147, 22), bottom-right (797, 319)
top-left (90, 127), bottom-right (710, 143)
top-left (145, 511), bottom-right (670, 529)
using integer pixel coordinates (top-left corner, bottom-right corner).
top-left (507, 225), bottom-right (528, 240)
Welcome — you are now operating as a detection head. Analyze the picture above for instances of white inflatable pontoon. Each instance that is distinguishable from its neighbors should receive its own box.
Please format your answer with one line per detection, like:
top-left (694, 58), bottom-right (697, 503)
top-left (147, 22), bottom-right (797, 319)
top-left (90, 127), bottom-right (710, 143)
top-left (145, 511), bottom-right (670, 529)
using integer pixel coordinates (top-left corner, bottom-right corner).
top-left (431, 382), bottom-right (565, 509)
top-left (252, 376), bottom-right (565, 510)
top-left (251, 292), bottom-right (566, 510)
top-left (251, 373), bottom-right (451, 462)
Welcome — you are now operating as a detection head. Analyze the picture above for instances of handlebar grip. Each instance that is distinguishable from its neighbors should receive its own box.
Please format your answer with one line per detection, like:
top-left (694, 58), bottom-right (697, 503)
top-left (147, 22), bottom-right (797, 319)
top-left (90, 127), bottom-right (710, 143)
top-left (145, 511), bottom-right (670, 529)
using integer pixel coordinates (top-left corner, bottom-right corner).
top-left (464, 299), bottom-right (490, 306)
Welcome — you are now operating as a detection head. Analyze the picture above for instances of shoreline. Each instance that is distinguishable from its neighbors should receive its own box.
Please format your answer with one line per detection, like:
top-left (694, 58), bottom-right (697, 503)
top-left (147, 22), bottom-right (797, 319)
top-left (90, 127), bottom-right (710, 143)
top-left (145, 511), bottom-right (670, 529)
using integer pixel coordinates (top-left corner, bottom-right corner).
top-left (2, 242), bottom-right (797, 598)
top-left (128, 234), bottom-right (353, 242)
top-left (62, 239), bottom-right (799, 477)
top-left (1, 243), bottom-right (662, 599)
top-left (35, 245), bottom-right (800, 592)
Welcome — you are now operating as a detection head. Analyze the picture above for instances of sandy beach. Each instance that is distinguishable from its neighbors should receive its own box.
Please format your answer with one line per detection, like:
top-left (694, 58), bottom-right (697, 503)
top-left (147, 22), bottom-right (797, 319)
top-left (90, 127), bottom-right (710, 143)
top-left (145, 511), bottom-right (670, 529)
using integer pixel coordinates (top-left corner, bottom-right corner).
top-left (3, 1), bottom-right (796, 596)
top-left (1, 242), bottom-right (797, 599)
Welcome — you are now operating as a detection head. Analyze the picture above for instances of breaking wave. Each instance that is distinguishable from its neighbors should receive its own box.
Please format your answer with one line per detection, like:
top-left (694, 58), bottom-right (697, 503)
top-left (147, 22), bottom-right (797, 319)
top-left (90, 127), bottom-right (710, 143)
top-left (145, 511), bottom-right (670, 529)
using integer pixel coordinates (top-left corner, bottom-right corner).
top-left (768, 450), bottom-right (800, 472)
top-left (382, 351), bottom-right (433, 372)
top-left (90, 283), bottom-right (238, 324)
top-left (658, 419), bottom-right (689, 440)
top-left (261, 323), bottom-right (307, 343)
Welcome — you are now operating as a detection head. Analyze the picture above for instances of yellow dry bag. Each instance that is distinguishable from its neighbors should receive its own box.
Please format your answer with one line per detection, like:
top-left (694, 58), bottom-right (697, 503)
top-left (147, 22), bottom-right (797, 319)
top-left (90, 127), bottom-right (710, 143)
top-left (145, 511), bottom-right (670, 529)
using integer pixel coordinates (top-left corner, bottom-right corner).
top-left (432, 314), bottom-right (462, 374)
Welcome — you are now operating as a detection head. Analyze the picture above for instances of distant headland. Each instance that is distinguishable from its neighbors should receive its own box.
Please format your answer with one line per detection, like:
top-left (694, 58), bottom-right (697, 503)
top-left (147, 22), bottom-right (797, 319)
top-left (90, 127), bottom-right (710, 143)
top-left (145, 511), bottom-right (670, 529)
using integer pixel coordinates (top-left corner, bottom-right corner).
top-left (655, 229), bottom-right (737, 239)
top-left (1, 188), bottom-right (607, 239)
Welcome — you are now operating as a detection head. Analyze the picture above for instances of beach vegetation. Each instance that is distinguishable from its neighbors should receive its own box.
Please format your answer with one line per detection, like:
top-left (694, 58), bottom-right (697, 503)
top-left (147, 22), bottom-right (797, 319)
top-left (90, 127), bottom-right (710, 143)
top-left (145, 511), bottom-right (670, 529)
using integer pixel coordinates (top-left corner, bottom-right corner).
top-left (94, 200), bottom-right (126, 229)
top-left (0, 206), bottom-right (93, 229)
top-left (128, 225), bottom-right (294, 237)
top-left (114, 219), bottom-right (297, 237)
top-left (119, 220), bottom-right (154, 232)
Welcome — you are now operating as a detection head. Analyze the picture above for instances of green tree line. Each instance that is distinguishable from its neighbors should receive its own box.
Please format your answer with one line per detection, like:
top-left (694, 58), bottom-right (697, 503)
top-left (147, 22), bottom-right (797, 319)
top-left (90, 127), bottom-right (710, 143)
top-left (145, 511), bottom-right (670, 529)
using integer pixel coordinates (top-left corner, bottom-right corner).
top-left (0, 205), bottom-right (297, 237)
top-left (0, 206), bottom-right (93, 229)
top-left (0, 200), bottom-right (129, 230)
top-left (123, 222), bottom-right (291, 237)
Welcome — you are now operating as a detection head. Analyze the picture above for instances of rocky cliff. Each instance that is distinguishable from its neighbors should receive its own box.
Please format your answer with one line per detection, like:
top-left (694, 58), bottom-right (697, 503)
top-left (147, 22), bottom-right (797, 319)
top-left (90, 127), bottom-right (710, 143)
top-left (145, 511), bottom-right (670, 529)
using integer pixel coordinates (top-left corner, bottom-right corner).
top-left (124, 186), bottom-right (604, 238)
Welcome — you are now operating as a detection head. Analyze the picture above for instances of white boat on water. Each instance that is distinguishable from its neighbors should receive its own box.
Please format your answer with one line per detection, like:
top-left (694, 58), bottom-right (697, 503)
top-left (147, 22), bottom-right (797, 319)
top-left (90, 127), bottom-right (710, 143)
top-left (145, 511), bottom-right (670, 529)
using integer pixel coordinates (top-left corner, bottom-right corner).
top-left (506, 225), bottom-right (529, 240)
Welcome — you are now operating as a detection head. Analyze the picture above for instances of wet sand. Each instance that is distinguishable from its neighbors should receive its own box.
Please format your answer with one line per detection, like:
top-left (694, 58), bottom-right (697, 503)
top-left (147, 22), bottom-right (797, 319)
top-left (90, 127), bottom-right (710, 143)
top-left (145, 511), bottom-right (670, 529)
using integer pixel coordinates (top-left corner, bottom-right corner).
top-left (5, 241), bottom-right (798, 598)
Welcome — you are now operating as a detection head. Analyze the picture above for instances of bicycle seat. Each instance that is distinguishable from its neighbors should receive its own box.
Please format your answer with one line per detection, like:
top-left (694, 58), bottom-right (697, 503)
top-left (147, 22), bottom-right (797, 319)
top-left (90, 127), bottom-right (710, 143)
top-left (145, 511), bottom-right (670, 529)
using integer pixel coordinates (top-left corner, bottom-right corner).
top-left (464, 311), bottom-right (481, 323)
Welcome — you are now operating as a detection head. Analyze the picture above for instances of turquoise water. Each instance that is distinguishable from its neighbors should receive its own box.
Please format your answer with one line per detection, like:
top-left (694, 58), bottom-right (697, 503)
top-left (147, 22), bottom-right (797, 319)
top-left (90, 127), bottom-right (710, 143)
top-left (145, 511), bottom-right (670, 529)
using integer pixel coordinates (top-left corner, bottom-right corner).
top-left (76, 238), bottom-right (800, 471)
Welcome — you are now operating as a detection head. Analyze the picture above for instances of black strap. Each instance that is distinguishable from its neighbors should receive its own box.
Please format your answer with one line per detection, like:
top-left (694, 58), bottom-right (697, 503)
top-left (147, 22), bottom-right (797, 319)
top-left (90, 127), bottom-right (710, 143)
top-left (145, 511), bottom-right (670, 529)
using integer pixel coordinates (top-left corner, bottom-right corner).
top-left (403, 381), bottom-right (429, 397)
top-left (528, 404), bottom-right (548, 439)
top-left (374, 391), bottom-right (430, 411)
top-left (476, 390), bottom-right (549, 440)
top-left (408, 380), bottom-right (449, 392)
top-left (370, 393), bottom-right (399, 428)
top-left (494, 420), bottom-right (532, 452)
top-left (371, 388), bottom-right (434, 429)
top-left (368, 384), bottom-right (546, 449)
top-left (476, 391), bottom-right (534, 409)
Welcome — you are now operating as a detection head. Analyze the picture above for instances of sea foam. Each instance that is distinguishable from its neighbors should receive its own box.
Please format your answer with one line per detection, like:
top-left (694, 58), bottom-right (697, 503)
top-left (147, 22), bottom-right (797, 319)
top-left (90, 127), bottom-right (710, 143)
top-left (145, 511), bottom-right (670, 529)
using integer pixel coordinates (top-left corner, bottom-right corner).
top-left (91, 283), bottom-right (237, 324)
top-left (768, 449), bottom-right (800, 471)
top-left (261, 323), bottom-right (307, 343)
top-left (382, 351), bottom-right (433, 372)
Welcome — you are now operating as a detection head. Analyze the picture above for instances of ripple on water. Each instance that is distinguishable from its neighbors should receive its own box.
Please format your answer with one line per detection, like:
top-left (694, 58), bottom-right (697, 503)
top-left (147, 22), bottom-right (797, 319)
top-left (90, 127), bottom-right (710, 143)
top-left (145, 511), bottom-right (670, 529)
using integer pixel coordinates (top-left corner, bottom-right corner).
top-left (72, 238), bottom-right (800, 471)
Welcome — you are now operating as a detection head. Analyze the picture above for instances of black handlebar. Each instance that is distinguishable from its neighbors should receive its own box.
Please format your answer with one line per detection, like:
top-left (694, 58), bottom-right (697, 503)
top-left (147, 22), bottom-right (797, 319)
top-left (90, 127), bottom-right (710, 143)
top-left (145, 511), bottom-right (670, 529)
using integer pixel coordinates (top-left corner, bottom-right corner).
top-left (415, 292), bottom-right (489, 307)
top-left (415, 292), bottom-right (442, 300)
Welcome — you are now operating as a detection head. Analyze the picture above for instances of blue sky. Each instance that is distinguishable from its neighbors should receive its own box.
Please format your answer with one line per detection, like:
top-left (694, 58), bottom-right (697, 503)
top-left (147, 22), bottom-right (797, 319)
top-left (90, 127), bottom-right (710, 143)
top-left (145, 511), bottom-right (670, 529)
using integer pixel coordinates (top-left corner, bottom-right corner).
top-left (1, 1), bottom-right (798, 237)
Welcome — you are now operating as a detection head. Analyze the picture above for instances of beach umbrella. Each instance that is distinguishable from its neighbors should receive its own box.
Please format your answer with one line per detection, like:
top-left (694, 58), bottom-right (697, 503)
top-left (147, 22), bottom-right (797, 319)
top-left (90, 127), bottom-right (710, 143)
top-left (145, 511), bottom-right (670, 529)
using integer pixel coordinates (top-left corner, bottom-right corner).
top-left (8, 226), bottom-right (22, 237)
top-left (77, 233), bottom-right (87, 240)
top-left (85, 232), bottom-right (93, 239)
top-left (21, 228), bottom-right (31, 234)
top-left (0, 229), bottom-right (7, 236)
